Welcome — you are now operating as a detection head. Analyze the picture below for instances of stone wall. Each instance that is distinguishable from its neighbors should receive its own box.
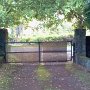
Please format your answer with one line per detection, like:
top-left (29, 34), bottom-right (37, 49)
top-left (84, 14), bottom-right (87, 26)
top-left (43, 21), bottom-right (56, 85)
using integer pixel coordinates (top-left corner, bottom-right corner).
top-left (73, 29), bottom-right (90, 71)
top-left (79, 56), bottom-right (90, 71)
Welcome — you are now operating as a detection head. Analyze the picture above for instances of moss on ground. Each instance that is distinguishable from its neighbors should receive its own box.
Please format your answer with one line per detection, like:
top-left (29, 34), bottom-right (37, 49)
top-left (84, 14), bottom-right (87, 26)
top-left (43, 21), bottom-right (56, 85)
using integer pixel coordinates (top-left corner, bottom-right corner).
top-left (65, 63), bottom-right (90, 87)
top-left (0, 64), bottom-right (17, 90)
top-left (36, 64), bottom-right (51, 81)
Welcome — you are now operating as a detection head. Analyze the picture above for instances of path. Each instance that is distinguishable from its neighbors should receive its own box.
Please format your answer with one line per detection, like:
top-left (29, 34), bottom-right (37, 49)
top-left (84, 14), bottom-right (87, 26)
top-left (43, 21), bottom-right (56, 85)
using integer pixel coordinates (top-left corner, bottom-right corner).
top-left (9, 63), bottom-right (90, 90)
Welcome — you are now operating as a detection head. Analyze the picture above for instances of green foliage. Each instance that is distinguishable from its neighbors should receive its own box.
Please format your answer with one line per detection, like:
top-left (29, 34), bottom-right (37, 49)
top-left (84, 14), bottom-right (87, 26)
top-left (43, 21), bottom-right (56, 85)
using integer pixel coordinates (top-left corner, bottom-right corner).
top-left (84, 2), bottom-right (90, 29)
top-left (0, 0), bottom-right (56, 27)
top-left (19, 33), bottom-right (73, 42)
top-left (0, 0), bottom-right (89, 29)
top-left (11, 0), bottom-right (57, 20)
top-left (20, 38), bottom-right (31, 42)
top-left (0, 0), bottom-right (22, 28)
top-left (62, 0), bottom-right (86, 28)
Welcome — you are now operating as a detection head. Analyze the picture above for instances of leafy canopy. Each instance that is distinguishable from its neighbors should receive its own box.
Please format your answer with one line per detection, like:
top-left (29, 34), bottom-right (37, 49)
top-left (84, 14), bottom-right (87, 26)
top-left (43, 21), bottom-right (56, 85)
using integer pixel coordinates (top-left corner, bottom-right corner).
top-left (0, 0), bottom-right (90, 29)
top-left (0, 0), bottom-right (19, 28)
top-left (84, 0), bottom-right (90, 29)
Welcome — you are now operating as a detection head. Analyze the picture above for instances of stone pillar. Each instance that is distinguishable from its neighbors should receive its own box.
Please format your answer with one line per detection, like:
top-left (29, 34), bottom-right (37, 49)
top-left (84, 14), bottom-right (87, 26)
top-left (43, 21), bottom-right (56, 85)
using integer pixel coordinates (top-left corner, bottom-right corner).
top-left (74, 29), bottom-right (86, 64)
top-left (0, 29), bottom-right (8, 63)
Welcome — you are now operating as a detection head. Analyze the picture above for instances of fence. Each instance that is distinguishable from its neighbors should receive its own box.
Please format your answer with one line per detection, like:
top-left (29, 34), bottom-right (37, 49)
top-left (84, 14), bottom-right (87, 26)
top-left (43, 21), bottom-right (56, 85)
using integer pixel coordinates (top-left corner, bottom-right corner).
top-left (5, 40), bottom-right (73, 63)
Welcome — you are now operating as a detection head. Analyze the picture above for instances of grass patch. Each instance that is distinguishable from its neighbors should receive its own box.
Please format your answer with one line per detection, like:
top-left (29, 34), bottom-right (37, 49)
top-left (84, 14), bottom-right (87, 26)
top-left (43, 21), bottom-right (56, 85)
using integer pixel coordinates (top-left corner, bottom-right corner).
top-left (65, 63), bottom-right (90, 87)
top-left (0, 56), bottom-right (4, 63)
top-left (0, 64), bottom-right (17, 90)
top-left (36, 64), bottom-right (51, 81)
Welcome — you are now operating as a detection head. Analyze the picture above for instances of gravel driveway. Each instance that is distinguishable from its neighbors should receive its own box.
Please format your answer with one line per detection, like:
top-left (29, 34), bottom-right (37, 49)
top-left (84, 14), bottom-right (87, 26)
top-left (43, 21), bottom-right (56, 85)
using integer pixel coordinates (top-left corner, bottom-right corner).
top-left (9, 63), bottom-right (90, 90)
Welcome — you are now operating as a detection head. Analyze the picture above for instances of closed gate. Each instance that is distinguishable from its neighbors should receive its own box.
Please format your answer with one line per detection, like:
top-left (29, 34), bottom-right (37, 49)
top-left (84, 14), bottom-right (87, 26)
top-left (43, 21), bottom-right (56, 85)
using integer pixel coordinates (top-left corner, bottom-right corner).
top-left (5, 41), bottom-right (73, 63)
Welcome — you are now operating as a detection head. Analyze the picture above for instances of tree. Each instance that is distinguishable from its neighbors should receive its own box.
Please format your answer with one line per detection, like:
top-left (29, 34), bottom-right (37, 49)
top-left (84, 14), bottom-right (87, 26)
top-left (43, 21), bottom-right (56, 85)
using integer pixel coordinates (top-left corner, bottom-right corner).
top-left (84, 1), bottom-right (90, 29)
top-left (21, 0), bottom-right (90, 30)
top-left (60, 0), bottom-right (86, 29)
top-left (0, 0), bottom-right (89, 29)
top-left (0, 0), bottom-right (30, 28)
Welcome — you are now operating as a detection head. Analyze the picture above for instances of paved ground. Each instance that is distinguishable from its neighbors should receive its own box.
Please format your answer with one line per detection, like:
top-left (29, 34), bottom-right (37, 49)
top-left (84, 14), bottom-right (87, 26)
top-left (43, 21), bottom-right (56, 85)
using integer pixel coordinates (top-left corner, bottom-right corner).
top-left (9, 62), bottom-right (90, 90)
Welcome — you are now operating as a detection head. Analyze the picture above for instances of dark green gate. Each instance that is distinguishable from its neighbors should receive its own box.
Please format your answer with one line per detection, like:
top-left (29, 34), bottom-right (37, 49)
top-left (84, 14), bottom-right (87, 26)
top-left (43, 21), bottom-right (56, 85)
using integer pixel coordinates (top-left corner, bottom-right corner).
top-left (6, 41), bottom-right (73, 63)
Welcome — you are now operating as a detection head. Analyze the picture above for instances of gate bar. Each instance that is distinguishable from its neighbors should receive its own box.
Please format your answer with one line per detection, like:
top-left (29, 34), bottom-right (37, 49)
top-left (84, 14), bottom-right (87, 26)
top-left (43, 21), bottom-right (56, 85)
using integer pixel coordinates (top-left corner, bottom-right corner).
top-left (71, 41), bottom-right (73, 61)
top-left (38, 42), bottom-right (41, 63)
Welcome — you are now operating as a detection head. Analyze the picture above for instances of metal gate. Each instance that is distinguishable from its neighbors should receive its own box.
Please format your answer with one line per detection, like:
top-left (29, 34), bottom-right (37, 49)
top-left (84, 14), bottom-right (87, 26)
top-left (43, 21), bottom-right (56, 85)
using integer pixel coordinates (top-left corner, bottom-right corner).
top-left (5, 41), bottom-right (73, 63)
